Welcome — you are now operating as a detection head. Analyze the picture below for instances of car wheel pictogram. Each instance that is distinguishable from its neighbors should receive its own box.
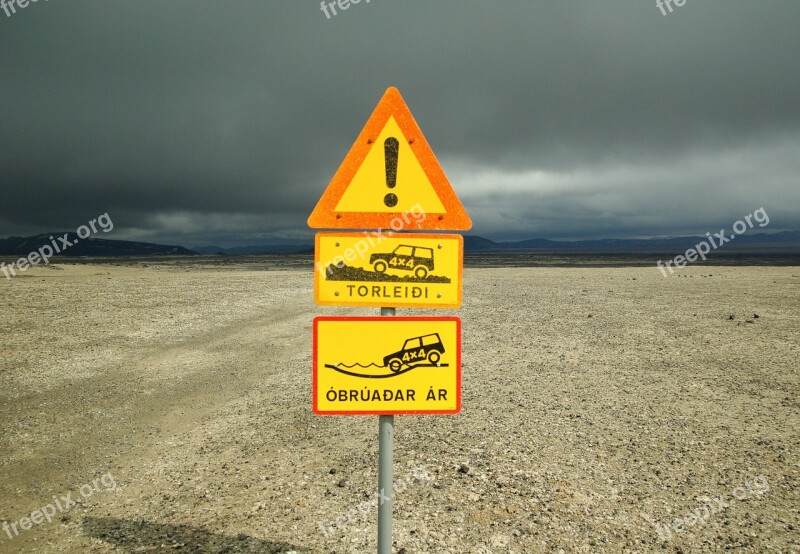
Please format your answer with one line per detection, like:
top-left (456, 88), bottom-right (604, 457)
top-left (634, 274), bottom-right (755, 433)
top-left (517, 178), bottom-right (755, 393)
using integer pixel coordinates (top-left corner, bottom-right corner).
top-left (427, 350), bottom-right (441, 365)
top-left (373, 260), bottom-right (388, 273)
top-left (388, 358), bottom-right (403, 372)
top-left (414, 265), bottom-right (428, 279)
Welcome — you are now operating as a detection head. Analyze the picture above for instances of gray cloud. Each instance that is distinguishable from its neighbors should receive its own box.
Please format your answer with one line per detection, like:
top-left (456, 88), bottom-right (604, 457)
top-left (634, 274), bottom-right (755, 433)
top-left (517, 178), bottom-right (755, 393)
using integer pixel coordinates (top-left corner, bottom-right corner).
top-left (1, 0), bottom-right (798, 245)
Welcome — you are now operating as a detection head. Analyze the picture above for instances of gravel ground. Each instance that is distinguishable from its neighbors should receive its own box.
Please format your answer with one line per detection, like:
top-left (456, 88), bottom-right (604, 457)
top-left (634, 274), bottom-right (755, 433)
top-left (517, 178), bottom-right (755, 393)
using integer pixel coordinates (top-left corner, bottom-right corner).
top-left (0, 263), bottom-right (798, 553)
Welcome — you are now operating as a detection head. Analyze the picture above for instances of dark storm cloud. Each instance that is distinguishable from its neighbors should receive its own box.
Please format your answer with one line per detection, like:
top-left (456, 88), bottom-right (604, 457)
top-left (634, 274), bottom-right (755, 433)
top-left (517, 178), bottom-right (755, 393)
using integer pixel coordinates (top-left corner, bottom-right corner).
top-left (1, 0), bottom-right (798, 244)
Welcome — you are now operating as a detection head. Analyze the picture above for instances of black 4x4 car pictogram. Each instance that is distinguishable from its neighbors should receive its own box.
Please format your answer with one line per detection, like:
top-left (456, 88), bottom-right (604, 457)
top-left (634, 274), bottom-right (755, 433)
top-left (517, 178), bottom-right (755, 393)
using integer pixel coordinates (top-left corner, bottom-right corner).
top-left (370, 245), bottom-right (434, 279)
top-left (383, 333), bottom-right (445, 372)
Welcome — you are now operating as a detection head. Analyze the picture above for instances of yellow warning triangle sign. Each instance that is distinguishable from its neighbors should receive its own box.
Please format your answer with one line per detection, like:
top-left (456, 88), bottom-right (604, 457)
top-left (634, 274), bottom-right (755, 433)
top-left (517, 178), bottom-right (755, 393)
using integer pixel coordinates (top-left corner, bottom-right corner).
top-left (308, 87), bottom-right (472, 230)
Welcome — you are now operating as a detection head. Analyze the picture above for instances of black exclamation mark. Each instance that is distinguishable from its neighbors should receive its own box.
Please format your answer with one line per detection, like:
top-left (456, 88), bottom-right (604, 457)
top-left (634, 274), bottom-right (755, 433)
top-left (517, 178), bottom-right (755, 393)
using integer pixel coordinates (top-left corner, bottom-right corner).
top-left (383, 137), bottom-right (399, 208)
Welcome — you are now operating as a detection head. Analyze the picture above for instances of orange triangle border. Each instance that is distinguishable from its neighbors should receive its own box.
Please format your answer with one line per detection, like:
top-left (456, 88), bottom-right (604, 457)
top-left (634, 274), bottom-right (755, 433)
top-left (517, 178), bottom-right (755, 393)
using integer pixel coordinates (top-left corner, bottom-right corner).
top-left (307, 87), bottom-right (472, 231)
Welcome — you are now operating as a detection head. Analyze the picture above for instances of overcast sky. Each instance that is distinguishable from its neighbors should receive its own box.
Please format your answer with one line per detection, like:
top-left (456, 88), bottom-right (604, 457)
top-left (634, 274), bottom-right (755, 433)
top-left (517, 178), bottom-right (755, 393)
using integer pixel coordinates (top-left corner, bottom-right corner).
top-left (1, 1), bottom-right (798, 246)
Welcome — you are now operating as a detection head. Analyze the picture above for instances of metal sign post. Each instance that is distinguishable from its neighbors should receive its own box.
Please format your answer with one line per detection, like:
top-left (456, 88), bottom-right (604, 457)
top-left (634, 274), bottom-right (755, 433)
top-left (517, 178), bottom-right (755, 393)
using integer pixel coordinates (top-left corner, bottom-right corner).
top-left (378, 306), bottom-right (395, 554)
top-left (378, 413), bottom-right (393, 553)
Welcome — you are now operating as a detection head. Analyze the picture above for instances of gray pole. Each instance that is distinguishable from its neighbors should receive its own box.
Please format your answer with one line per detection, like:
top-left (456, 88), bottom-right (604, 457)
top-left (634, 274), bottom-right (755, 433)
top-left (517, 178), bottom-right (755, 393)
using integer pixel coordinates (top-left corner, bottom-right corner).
top-left (378, 306), bottom-right (395, 554)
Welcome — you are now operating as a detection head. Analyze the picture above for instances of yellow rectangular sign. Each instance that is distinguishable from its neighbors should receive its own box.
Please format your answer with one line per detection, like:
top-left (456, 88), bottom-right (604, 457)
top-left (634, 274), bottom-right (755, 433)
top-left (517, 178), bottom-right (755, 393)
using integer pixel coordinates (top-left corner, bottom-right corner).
top-left (313, 317), bottom-right (461, 415)
top-left (314, 233), bottom-right (463, 308)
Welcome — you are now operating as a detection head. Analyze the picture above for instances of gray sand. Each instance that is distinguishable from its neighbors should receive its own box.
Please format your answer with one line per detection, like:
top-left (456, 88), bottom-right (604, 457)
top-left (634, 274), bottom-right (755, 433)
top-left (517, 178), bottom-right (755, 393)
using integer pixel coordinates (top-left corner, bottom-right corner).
top-left (0, 264), bottom-right (797, 553)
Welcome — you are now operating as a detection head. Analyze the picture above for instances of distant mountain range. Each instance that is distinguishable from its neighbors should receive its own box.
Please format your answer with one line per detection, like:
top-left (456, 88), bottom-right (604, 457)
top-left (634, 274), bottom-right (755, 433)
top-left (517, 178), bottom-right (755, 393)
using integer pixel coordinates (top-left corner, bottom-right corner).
top-left (193, 242), bottom-right (311, 255)
top-left (196, 231), bottom-right (800, 255)
top-left (2, 231), bottom-right (799, 258)
top-left (0, 233), bottom-right (195, 257)
top-left (462, 230), bottom-right (800, 254)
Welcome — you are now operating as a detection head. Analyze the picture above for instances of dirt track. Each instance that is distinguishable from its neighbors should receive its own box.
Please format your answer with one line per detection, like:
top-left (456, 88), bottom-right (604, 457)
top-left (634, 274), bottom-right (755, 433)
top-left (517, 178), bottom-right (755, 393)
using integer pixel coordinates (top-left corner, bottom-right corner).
top-left (0, 263), bottom-right (798, 553)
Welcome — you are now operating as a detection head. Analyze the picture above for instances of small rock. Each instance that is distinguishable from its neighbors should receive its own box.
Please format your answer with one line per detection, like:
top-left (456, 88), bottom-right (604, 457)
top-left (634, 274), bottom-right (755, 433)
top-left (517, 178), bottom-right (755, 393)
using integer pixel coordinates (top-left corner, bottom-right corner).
top-left (458, 464), bottom-right (470, 475)
top-left (329, 468), bottom-right (337, 475)
top-left (728, 315), bottom-right (735, 320)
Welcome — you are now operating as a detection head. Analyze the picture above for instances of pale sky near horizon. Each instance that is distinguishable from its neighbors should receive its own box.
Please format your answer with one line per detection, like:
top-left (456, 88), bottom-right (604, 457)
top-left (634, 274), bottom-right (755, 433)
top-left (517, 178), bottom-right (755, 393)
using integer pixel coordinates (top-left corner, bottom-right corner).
top-left (1, 1), bottom-right (798, 246)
